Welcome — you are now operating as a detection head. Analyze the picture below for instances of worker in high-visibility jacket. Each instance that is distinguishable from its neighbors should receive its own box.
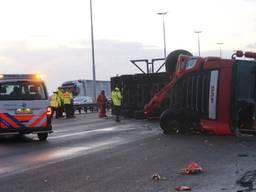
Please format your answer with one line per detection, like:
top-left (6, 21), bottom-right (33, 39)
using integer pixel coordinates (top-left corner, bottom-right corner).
top-left (57, 87), bottom-right (64, 118)
top-left (111, 87), bottom-right (122, 122)
top-left (69, 91), bottom-right (75, 118)
top-left (50, 91), bottom-right (60, 118)
top-left (63, 90), bottom-right (72, 118)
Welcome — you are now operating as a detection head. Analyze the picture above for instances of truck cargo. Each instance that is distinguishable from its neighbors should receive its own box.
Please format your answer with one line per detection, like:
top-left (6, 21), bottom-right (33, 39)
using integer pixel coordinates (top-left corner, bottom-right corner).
top-left (110, 58), bottom-right (170, 119)
top-left (111, 72), bottom-right (169, 118)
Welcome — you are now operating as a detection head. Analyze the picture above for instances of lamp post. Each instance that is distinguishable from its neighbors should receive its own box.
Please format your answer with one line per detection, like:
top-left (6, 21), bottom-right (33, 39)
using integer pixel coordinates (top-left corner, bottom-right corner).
top-left (217, 42), bottom-right (223, 57)
top-left (157, 12), bottom-right (168, 58)
top-left (90, 0), bottom-right (96, 101)
top-left (194, 30), bottom-right (202, 56)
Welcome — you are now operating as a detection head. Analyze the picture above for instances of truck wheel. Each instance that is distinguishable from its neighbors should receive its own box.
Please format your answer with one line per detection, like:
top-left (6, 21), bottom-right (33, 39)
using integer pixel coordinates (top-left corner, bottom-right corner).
top-left (160, 108), bottom-right (178, 134)
top-left (37, 133), bottom-right (48, 141)
top-left (165, 50), bottom-right (192, 76)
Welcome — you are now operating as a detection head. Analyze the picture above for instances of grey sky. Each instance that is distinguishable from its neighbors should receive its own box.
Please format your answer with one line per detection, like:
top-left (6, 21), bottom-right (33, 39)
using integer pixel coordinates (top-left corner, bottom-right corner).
top-left (0, 0), bottom-right (255, 93)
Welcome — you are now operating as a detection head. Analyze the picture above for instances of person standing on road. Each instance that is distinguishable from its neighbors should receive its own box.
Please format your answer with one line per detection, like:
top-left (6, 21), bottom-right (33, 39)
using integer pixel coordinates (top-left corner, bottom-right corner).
top-left (111, 87), bottom-right (122, 122)
top-left (57, 87), bottom-right (64, 118)
top-left (97, 90), bottom-right (107, 118)
top-left (63, 90), bottom-right (72, 118)
top-left (50, 91), bottom-right (60, 119)
top-left (70, 91), bottom-right (75, 118)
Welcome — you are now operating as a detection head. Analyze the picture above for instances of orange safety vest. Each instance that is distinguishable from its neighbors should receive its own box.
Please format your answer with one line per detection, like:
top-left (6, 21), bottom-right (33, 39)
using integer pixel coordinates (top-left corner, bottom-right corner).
top-left (63, 92), bottom-right (71, 105)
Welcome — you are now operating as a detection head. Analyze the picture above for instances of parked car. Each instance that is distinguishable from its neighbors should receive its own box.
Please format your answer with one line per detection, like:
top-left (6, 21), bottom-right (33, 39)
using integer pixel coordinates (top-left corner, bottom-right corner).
top-left (73, 96), bottom-right (97, 113)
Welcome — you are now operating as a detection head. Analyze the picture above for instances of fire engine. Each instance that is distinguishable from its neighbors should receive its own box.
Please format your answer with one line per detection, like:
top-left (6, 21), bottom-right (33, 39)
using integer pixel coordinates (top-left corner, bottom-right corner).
top-left (0, 74), bottom-right (52, 141)
top-left (144, 50), bottom-right (256, 135)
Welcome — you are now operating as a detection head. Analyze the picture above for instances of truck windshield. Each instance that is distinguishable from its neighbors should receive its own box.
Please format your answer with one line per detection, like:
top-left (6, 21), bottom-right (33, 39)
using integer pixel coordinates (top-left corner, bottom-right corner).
top-left (62, 82), bottom-right (80, 96)
top-left (0, 81), bottom-right (47, 100)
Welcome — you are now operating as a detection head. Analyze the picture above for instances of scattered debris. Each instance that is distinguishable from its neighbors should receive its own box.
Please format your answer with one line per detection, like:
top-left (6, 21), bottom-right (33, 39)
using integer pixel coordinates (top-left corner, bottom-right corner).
top-left (44, 179), bottom-right (48, 183)
top-left (237, 170), bottom-right (256, 191)
top-left (182, 162), bottom-right (203, 175)
top-left (152, 173), bottom-right (161, 181)
top-left (86, 176), bottom-right (91, 180)
top-left (175, 186), bottom-right (192, 191)
top-left (237, 154), bottom-right (249, 157)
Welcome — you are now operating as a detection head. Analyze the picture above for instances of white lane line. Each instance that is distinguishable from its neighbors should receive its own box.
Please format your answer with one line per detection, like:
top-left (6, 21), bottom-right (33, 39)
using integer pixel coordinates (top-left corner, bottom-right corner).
top-left (53, 122), bottom-right (138, 134)
top-left (0, 128), bottom-right (159, 178)
top-left (0, 138), bottom-right (124, 178)
top-left (27, 139), bottom-right (122, 163)
top-left (49, 126), bottom-right (136, 139)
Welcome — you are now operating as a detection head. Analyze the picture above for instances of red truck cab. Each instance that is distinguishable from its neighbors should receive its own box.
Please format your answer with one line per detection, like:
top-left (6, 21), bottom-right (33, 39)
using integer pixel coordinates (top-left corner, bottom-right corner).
top-left (146, 50), bottom-right (256, 135)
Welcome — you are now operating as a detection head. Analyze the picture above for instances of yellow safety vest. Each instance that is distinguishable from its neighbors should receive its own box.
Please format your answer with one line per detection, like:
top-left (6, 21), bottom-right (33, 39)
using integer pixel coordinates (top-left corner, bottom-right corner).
top-left (57, 89), bottom-right (64, 102)
top-left (112, 90), bottom-right (122, 106)
top-left (50, 94), bottom-right (59, 108)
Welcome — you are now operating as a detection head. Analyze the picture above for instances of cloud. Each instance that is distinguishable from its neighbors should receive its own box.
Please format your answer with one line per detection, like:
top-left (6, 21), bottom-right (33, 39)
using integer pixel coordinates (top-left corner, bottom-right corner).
top-left (0, 39), bottom-right (165, 93)
top-left (246, 43), bottom-right (256, 49)
top-left (243, 0), bottom-right (256, 2)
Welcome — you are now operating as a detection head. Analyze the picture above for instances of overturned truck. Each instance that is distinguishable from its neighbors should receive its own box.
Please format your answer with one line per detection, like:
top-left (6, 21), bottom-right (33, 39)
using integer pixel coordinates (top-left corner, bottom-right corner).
top-left (144, 50), bottom-right (256, 135)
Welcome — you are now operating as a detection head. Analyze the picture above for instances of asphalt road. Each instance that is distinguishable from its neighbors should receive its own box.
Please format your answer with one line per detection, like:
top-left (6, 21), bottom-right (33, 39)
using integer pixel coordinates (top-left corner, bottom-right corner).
top-left (0, 112), bottom-right (256, 192)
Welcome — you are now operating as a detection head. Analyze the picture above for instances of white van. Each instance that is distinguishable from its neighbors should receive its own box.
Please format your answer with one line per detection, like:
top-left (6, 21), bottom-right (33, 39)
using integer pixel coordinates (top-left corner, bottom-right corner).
top-left (0, 74), bottom-right (52, 141)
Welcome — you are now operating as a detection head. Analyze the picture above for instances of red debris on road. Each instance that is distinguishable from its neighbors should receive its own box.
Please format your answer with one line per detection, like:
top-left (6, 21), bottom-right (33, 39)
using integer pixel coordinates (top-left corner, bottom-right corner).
top-left (182, 162), bottom-right (203, 174)
top-left (175, 186), bottom-right (192, 191)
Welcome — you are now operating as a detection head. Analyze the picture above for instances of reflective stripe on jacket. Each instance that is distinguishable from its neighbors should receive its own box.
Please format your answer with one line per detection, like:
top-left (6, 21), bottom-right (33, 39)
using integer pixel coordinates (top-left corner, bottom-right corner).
top-left (112, 90), bottom-right (122, 106)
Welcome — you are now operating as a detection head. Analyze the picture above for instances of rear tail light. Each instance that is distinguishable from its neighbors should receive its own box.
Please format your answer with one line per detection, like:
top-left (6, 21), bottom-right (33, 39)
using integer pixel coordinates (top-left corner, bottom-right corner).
top-left (47, 107), bottom-right (52, 116)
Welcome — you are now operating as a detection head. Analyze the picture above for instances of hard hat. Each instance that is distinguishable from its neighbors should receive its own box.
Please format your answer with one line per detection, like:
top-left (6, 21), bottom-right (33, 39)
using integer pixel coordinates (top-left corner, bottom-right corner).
top-left (115, 87), bottom-right (119, 91)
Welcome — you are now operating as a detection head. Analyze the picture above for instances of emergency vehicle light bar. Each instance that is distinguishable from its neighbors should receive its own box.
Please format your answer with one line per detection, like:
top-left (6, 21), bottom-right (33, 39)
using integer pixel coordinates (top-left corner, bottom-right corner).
top-left (0, 74), bottom-right (42, 80)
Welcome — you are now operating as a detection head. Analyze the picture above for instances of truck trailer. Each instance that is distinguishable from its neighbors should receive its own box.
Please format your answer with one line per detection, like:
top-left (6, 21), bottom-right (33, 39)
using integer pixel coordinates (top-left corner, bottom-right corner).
top-left (111, 60), bottom-right (170, 119)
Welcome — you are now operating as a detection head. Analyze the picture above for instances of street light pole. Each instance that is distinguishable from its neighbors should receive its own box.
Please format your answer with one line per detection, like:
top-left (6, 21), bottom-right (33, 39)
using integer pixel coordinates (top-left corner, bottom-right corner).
top-left (157, 12), bottom-right (168, 58)
top-left (90, 0), bottom-right (96, 101)
top-left (194, 31), bottom-right (202, 56)
top-left (217, 42), bottom-right (223, 57)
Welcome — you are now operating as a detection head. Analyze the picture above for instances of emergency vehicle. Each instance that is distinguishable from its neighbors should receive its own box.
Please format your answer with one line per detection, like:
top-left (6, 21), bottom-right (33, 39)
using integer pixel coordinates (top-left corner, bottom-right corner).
top-left (144, 50), bottom-right (256, 136)
top-left (0, 74), bottom-right (52, 141)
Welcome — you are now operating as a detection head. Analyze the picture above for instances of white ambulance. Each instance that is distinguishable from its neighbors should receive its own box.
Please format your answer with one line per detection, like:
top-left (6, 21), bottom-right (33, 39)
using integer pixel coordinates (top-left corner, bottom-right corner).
top-left (0, 74), bottom-right (52, 141)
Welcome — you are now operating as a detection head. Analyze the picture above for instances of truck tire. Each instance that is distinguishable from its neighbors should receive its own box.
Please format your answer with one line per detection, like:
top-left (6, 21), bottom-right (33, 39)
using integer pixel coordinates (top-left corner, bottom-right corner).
top-left (37, 132), bottom-right (48, 141)
top-left (160, 108), bottom-right (179, 134)
top-left (165, 50), bottom-right (192, 76)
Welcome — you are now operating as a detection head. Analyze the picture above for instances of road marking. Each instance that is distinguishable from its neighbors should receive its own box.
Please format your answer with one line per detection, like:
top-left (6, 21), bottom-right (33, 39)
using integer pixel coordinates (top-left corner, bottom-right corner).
top-left (50, 126), bottom-right (136, 139)
top-left (0, 138), bottom-right (125, 178)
